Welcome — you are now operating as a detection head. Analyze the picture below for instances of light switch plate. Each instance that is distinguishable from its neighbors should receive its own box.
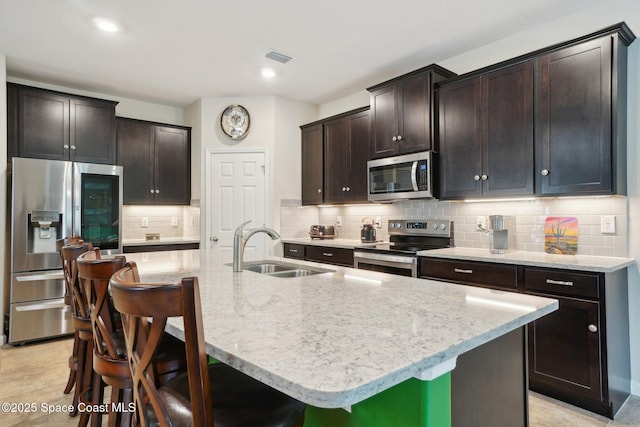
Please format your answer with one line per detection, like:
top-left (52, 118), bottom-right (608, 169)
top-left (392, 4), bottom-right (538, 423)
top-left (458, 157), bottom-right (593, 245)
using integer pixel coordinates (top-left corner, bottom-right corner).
top-left (171, 216), bottom-right (179, 227)
top-left (476, 216), bottom-right (486, 231)
top-left (141, 217), bottom-right (149, 228)
top-left (336, 216), bottom-right (342, 227)
top-left (601, 215), bottom-right (616, 234)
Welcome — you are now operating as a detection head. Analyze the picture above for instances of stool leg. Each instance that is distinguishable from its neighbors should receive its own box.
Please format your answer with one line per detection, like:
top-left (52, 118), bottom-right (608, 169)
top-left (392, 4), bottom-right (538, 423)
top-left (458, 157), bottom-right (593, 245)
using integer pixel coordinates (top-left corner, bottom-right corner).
top-left (69, 338), bottom-right (87, 417)
top-left (89, 371), bottom-right (104, 427)
top-left (64, 331), bottom-right (79, 394)
top-left (107, 386), bottom-right (133, 427)
top-left (76, 339), bottom-right (94, 427)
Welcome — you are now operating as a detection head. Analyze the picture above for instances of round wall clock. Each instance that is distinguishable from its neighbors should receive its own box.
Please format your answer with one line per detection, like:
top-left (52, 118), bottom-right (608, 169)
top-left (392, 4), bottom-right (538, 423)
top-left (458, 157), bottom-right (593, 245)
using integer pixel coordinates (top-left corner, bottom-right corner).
top-left (220, 104), bottom-right (250, 139)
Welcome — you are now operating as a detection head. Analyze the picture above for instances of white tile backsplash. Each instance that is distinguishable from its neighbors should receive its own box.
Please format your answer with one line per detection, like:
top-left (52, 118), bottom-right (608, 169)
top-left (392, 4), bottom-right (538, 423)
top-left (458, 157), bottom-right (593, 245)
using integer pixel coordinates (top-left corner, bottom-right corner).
top-left (281, 196), bottom-right (629, 257)
top-left (123, 205), bottom-right (200, 240)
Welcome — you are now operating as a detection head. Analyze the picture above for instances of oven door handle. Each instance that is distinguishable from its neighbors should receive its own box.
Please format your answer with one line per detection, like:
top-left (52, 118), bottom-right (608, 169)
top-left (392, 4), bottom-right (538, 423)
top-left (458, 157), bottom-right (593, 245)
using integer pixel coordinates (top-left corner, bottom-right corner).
top-left (411, 161), bottom-right (419, 191)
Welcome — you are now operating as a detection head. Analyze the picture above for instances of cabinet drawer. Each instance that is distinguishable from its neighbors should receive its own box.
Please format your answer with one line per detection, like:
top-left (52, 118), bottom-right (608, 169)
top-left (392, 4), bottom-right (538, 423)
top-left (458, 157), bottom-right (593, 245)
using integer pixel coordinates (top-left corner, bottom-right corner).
top-left (524, 268), bottom-right (600, 299)
top-left (420, 258), bottom-right (518, 290)
top-left (306, 246), bottom-right (354, 267)
top-left (283, 243), bottom-right (306, 259)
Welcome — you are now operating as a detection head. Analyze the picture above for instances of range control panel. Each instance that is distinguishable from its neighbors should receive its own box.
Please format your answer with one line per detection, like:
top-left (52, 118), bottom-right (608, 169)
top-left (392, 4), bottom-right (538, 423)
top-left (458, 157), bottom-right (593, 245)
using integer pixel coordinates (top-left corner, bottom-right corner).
top-left (388, 219), bottom-right (452, 237)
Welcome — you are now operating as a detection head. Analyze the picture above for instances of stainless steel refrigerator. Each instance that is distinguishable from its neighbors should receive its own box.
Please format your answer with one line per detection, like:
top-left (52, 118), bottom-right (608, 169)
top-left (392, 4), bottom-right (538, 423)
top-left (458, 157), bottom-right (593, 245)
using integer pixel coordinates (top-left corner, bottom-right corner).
top-left (8, 157), bottom-right (123, 344)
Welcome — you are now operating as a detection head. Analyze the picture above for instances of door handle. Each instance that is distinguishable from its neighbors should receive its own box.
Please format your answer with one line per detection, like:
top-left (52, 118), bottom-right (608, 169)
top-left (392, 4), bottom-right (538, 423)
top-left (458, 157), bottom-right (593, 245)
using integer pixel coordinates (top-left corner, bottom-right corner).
top-left (210, 236), bottom-right (219, 242)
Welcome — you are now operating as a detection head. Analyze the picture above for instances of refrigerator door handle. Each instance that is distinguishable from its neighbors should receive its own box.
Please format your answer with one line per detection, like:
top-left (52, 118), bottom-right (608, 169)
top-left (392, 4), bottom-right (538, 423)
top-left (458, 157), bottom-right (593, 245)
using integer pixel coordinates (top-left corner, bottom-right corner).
top-left (15, 299), bottom-right (69, 312)
top-left (15, 271), bottom-right (65, 282)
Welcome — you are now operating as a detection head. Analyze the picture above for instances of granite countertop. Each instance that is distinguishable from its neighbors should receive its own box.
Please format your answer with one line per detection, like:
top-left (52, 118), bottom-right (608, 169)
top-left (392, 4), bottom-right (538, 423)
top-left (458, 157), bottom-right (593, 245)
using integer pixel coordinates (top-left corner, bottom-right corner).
top-left (136, 249), bottom-right (557, 408)
top-left (418, 247), bottom-right (634, 273)
top-left (123, 237), bottom-right (200, 247)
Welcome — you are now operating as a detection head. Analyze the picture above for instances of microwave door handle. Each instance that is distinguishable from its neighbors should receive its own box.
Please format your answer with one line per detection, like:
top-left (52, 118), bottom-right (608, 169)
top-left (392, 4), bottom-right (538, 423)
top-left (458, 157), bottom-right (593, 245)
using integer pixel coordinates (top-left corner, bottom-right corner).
top-left (411, 161), bottom-right (419, 191)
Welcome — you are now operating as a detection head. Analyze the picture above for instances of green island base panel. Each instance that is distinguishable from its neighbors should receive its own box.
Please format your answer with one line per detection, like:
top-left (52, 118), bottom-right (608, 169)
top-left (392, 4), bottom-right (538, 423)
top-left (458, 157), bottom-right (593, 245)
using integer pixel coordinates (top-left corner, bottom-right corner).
top-left (303, 373), bottom-right (451, 427)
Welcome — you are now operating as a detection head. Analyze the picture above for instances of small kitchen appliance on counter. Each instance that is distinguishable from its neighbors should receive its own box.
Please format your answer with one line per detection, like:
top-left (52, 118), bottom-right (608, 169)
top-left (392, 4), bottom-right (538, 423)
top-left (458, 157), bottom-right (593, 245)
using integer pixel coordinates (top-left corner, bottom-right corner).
top-left (487, 215), bottom-right (516, 254)
top-left (309, 225), bottom-right (336, 239)
top-left (361, 217), bottom-right (377, 243)
top-left (354, 219), bottom-right (453, 277)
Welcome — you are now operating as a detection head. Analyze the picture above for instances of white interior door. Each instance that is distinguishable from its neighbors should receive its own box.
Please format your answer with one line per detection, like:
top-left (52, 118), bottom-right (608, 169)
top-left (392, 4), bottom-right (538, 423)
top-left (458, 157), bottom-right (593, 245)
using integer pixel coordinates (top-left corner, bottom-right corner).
top-left (207, 150), bottom-right (267, 264)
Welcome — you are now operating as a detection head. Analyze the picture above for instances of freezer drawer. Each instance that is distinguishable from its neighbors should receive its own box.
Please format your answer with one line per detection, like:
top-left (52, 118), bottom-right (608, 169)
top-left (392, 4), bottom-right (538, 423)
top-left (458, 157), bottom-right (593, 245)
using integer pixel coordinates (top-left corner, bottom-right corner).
top-left (9, 298), bottom-right (72, 344)
top-left (10, 270), bottom-right (65, 303)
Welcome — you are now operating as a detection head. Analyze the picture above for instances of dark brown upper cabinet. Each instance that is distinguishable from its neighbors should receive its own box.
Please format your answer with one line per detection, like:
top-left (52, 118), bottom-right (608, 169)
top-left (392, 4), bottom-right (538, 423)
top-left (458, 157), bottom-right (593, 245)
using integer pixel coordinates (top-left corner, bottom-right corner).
top-left (323, 109), bottom-right (370, 204)
top-left (301, 107), bottom-right (370, 206)
top-left (301, 123), bottom-right (324, 205)
top-left (536, 32), bottom-right (628, 196)
top-left (438, 62), bottom-right (534, 200)
top-left (7, 83), bottom-right (118, 164)
top-left (367, 65), bottom-right (456, 159)
top-left (437, 23), bottom-right (634, 200)
top-left (117, 117), bottom-right (191, 205)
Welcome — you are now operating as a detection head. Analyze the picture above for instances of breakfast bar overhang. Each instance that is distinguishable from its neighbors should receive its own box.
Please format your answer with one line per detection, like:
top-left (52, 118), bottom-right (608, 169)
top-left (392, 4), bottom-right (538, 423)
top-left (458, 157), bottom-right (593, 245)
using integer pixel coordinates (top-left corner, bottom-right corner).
top-left (137, 251), bottom-right (558, 427)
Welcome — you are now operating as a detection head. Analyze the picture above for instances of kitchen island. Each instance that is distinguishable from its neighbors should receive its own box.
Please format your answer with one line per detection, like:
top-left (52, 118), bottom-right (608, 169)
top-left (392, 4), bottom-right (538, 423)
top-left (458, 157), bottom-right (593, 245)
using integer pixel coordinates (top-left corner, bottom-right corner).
top-left (133, 249), bottom-right (558, 426)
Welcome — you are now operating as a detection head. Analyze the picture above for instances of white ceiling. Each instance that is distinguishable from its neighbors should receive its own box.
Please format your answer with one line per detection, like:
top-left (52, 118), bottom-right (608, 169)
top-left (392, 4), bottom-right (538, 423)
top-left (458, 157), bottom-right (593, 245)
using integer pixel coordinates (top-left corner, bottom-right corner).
top-left (0, 0), bottom-right (601, 108)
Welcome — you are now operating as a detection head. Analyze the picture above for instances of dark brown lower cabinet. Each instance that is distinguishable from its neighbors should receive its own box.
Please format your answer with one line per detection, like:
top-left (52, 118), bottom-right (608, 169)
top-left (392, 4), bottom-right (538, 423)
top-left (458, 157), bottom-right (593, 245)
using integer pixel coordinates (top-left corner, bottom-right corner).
top-left (524, 267), bottom-right (630, 418)
top-left (527, 296), bottom-right (602, 402)
top-left (419, 257), bottom-right (631, 419)
top-left (304, 246), bottom-right (353, 267)
top-left (283, 243), bottom-right (353, 267)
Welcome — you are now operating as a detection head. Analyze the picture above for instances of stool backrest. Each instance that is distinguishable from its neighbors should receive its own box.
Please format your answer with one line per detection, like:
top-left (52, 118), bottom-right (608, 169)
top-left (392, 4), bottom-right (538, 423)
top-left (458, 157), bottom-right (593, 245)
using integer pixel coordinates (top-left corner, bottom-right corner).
top-left (61, 243), bottom-right (93, 319)
top-left (111, 262), bottom-right (212, 427)
top-left (77, 249), bottom-right (127, 361)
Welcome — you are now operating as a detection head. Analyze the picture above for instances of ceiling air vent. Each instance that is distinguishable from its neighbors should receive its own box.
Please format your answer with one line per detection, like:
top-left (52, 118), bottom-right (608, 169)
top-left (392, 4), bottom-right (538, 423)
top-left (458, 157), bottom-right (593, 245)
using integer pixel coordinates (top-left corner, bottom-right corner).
top-left (265, 50), bottom-right (293, 64)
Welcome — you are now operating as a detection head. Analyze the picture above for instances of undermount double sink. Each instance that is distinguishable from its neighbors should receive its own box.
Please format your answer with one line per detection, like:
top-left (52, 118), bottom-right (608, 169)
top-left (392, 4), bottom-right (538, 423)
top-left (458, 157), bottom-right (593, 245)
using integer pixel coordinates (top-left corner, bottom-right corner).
top-left (241, 261), bottom-right (334, 278)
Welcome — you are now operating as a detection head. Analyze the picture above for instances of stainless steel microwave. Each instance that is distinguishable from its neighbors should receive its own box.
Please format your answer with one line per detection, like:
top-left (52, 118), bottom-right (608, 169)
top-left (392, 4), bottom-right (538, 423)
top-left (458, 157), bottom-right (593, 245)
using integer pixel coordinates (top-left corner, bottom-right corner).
top-left (367, 151), bottom-right (434, 202)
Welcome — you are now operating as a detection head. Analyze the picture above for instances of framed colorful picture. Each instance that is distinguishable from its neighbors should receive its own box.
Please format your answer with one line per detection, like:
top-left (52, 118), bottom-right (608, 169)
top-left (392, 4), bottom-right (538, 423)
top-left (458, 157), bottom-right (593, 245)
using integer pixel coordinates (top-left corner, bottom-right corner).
top-left (544, 216), bottom-right (578, 255)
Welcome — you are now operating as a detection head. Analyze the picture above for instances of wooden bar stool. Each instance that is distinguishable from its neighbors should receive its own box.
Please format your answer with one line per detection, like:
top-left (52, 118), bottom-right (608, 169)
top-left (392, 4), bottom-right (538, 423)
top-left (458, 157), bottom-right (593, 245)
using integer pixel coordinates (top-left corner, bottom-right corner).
top-left (110, 261), bottom-right (306, 427)
top-left (61, 242), bottom-right (93, 426)
top-left (57, 237), bottom-right (85, 400)
top-left (77, 250), bottom-right (186, 427)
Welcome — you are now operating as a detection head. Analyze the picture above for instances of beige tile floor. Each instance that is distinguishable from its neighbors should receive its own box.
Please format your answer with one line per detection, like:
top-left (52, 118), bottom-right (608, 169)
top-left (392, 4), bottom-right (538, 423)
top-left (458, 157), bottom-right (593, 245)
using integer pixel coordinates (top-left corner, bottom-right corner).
top-left (0, 336), bottom-right (639, 426)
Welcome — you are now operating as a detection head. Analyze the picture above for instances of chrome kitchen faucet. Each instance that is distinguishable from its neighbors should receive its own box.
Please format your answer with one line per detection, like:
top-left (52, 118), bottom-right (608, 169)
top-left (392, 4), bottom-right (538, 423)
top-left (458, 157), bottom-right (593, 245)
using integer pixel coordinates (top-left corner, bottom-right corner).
top-left (233, 220), bottom-right (281, 272)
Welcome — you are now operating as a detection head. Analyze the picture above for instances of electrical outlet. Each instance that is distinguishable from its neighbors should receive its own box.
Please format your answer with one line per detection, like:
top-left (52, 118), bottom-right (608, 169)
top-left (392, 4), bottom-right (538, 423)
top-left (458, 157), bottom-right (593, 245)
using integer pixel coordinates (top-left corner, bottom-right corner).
top-left (141, 217), bottom-right (149, 228)
top-left (336, 216), bottom-right (342, 227)
top-left (476, 216), bottom-right (486, 231)
top-left (601, 215), bottom-right (616, 234)
top-left (171, 216), bottom-right (179, 227)
top-left (374, 216), bottom-right (382, 227)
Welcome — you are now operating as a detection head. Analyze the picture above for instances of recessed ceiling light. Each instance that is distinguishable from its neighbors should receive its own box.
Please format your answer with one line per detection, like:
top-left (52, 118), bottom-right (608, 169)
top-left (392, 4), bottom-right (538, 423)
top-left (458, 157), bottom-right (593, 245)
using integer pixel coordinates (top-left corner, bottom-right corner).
top-left (261, 68), bottom-right (276, 78)
top-left (93, 17), bottom-right (120, 33)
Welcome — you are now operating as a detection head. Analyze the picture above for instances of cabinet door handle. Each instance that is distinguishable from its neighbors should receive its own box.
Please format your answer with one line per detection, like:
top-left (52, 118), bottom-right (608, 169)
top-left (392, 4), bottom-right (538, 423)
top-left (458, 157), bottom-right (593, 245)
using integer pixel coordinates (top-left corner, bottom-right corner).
top-left (588, 324), bottom-right (598, 333)
top-left (63, 144), bottom-right (70, 149)
top-left (346, 186), bottom-right (350, 191)
top-left (474, 175), bottom-right (481, 181)
top-left (317, 189), bottom-right (322, 193)
top-left (454, 268), bottom-right (473, 274)
top-left (397, 135), bottom-right (403, 141)
top-left (481, 174), bottom-right (488, 181)
top-left (155, 189), bottom-right (160, 194)
top-left (392, 136), bottom-right (398, 142)
top-left (322, 252), bottom-right (334, 257)
top-left (70, 145), bottom-right (76, 150)
top-left (150, 189), bottom-right (155, 194)
top-left (541, 169), bottom-right (550, 176)
top-left (546, 279), bottom-right (573, 286)
top-left (290, 249), bottom-right (298, 253)
top-left (342, 187), bottom-right (346, 191)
